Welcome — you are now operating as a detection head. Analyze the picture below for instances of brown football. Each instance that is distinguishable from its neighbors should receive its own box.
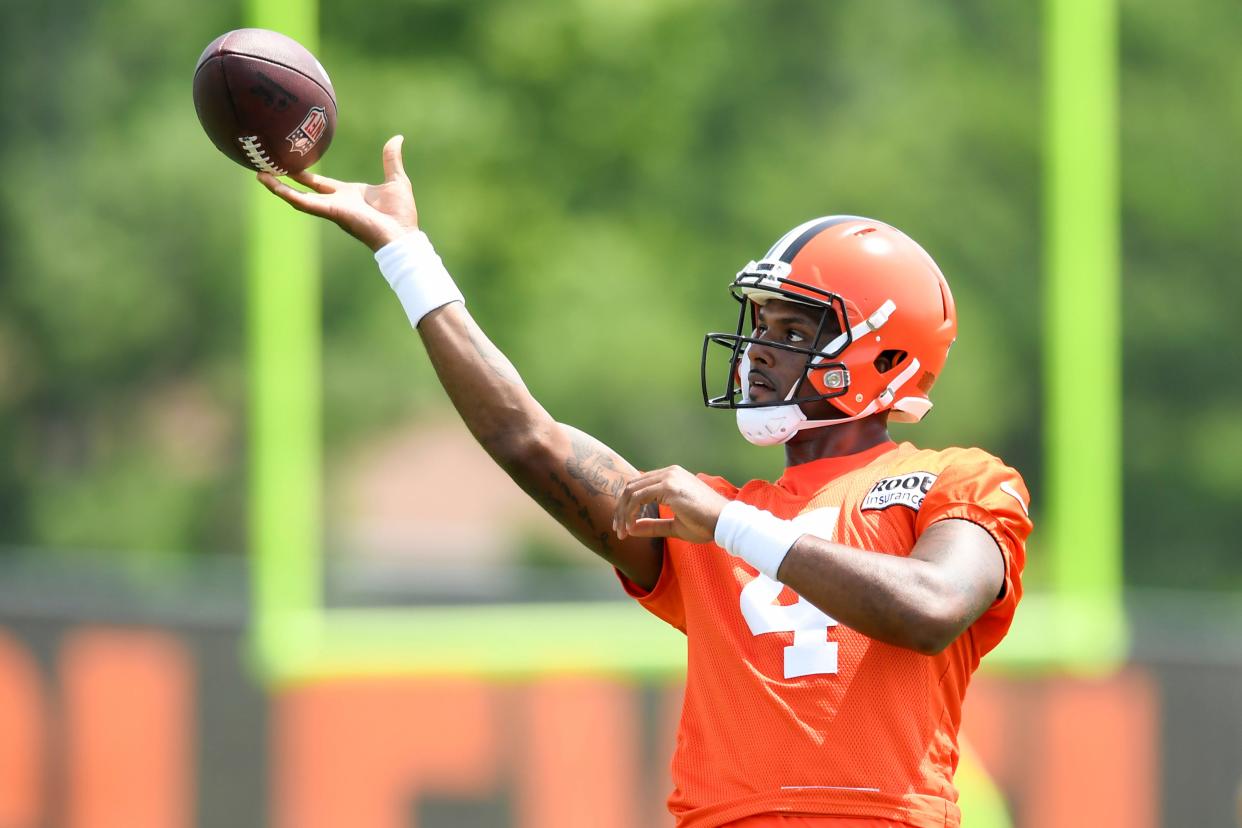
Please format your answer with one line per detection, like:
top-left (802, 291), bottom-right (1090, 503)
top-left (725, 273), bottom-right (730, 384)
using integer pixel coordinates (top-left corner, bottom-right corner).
top-left (193, 28), bottom-right (337, 176)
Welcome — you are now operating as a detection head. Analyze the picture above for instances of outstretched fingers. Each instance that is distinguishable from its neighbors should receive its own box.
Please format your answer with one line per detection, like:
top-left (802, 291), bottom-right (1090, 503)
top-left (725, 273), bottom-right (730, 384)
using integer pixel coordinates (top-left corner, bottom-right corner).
top-left (256, 172), bottom-right (332, 218)
top-left (290, 169), bottom-right (341, 193)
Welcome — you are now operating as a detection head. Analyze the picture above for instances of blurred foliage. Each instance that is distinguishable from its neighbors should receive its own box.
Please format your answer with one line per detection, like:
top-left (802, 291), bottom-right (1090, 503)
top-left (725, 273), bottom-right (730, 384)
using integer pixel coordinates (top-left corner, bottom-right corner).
top-left (0, 0), bottom-right (1237, 589)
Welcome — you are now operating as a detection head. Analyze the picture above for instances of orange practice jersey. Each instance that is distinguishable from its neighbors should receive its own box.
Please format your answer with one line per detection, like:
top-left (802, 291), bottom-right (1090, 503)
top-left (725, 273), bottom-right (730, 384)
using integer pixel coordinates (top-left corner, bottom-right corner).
top-left (617, 441), bottom-right (1032, 828)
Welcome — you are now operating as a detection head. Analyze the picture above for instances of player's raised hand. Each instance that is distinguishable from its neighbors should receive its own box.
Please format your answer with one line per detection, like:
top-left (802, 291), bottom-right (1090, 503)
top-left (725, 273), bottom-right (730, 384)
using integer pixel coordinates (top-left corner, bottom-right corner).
top-left (257, 134), bottom-right (420, 251)
top-left (613, 466), bottom-right (729, 544)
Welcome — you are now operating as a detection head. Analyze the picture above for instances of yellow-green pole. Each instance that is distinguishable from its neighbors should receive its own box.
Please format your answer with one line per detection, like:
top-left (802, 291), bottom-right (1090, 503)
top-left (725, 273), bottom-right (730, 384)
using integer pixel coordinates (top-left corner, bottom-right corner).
top-left (1044, 0), bottom-right (1126, 667)
top-left (245, 0), bottom-right (321, 669)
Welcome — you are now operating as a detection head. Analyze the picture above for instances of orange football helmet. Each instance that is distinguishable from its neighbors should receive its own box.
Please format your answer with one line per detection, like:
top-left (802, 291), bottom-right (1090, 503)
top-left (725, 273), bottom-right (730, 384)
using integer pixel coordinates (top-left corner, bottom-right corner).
top-left (702, 216), bottom-right (958, 445)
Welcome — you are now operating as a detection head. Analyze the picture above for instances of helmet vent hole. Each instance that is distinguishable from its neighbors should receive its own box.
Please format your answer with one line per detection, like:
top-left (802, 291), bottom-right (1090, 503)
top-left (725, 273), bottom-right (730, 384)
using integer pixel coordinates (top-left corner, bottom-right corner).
top-left (853, 227), bottom-right (878, 236)
top-left (875, 350), bottom-right (908, 374)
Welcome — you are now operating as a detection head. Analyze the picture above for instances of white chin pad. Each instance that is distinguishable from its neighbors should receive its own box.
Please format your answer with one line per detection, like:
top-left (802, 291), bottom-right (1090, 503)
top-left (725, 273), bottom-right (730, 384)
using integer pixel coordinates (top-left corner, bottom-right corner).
top-left (736, 405), bottom-right (807, 446)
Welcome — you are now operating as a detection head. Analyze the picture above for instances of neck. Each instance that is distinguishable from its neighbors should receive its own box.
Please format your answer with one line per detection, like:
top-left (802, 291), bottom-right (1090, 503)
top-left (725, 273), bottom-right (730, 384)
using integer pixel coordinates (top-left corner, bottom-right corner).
top-left (783, 413), bottom-right (892, 466)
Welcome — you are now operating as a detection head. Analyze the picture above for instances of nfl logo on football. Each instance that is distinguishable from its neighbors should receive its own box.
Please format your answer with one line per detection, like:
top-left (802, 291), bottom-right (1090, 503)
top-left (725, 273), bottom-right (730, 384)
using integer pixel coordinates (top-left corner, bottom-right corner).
top-left (287, 106), bottom-right (327, 156)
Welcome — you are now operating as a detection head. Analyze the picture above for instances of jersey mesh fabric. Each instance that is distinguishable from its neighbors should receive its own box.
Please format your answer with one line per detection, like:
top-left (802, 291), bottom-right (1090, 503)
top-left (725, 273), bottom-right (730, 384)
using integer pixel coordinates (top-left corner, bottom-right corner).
top-left (616, 441), bottom-right (1031, 828)
top-left (724, 816), bottom-right (911, 828)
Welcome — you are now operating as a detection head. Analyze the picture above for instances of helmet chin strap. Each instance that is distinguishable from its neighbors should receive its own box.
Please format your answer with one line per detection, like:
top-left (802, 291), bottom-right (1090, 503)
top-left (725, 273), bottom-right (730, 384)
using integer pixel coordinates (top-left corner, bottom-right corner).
top-left (734, 350), bottom-right (923, 447)
top-left (734, 394), bottom-right (858, 447)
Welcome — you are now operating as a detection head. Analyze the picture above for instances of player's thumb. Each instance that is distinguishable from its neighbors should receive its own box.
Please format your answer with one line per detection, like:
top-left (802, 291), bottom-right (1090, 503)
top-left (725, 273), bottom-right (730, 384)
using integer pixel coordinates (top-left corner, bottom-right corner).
top-left (382, 134), bottom-right (407, 182)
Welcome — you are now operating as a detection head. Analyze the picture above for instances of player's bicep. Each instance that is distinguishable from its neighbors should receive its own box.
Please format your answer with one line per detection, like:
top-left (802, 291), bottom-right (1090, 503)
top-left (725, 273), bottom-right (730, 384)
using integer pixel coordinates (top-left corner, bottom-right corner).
top-left (529, 424), bottom-right (664, 589)
top-left (910, 518), bottom-right (1006, 629)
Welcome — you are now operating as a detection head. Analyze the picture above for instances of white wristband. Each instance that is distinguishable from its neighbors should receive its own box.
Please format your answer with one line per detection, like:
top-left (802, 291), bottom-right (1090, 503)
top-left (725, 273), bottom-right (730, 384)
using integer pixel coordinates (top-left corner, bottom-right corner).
top-left (374, 231), bottom-right (465, 328)
top-left (713, 501), bottom-right (804, 581)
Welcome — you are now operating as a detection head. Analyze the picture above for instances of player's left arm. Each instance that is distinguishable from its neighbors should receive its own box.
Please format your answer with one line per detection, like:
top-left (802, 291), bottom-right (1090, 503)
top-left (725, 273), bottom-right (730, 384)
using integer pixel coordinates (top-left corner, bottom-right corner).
top-left (773, 519), bottom-right (1003, 655)
top-left (614, 465), bottom-right (1007, 655)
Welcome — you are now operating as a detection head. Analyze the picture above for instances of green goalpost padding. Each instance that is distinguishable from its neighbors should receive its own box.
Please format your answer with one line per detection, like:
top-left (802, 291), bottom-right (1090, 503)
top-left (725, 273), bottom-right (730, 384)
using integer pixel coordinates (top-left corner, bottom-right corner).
top-left (1034, 0), bottom-right (1128, 671)
top-left (245, 0), bottom-right (322, 673)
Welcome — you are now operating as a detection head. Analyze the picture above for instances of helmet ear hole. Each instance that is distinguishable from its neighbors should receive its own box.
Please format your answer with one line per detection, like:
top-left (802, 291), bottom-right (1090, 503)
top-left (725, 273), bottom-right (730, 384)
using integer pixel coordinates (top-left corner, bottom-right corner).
top-left (875, 350), bottom-right (908, 374)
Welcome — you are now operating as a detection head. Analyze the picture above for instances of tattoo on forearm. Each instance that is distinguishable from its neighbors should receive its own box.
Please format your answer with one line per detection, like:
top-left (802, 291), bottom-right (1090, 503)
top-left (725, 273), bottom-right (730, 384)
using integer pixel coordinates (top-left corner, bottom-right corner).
top-left (563, 433), bottom-right (660, 558)
top-left (501, 430), bottom-right (649, 561)
top-left (497, 456), bottom-right (565, 521)
top-left (525, 482), bottom-right (566, 521)
top-left (550, 471), bottom-right (592, 524)
top-left (494, 431), bottom-right (624, 558)
top-left (550, 469), bottom-right (614, 555)
top-left (464, 325), bottom-right (523, 385)
top-left (565, 432), bottom-right (627, 498)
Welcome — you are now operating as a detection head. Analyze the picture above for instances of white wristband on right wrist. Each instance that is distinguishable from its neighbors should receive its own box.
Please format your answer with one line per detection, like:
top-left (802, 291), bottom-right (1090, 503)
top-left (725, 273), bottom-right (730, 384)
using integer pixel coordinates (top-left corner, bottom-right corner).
top-left (374, 230), bottom-right (465, 328)
top-left (713, 501), bottom-right (804, 581)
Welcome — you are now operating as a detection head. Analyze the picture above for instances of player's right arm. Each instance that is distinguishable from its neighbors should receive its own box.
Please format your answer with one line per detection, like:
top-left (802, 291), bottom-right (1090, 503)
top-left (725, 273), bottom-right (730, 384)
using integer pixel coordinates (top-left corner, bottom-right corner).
top-left (418, 302), bottom-right (665, 588)
top-left (256, 135), bottom-right (664, 590)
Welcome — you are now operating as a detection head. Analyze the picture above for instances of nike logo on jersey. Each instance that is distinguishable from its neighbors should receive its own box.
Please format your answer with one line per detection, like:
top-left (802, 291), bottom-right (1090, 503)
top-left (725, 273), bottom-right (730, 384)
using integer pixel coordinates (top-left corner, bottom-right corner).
top-left (860, 471), bottom-right (938, 512)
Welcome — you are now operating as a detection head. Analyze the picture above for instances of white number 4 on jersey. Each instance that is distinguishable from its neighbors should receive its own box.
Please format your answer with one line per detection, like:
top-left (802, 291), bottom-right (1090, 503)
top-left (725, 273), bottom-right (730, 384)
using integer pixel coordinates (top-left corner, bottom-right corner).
top-left (738, 507), bottom-right (841, 678)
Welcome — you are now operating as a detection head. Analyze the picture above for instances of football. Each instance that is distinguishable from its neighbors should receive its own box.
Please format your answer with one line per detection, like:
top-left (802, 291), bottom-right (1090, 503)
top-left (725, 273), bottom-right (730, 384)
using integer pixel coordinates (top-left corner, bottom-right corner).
top-left (193, 28), bottom-right (337, 176)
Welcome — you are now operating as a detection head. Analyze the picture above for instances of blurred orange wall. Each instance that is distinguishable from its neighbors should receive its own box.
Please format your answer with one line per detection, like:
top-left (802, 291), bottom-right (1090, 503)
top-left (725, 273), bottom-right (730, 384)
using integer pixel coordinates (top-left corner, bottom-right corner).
top-left (0, 624), bottom-right (1160, 828)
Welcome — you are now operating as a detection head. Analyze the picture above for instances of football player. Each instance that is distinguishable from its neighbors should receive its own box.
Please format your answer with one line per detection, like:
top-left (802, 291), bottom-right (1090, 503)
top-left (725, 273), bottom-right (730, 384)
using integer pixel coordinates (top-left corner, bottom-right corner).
top-left (259, 136), bottom-right (1031, 828)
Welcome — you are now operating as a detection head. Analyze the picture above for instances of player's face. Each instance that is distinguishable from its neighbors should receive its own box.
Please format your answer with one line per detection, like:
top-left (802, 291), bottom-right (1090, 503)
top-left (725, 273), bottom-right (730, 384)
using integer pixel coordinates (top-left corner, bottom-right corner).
top-left (746, 299), bottom-right (841, 418)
